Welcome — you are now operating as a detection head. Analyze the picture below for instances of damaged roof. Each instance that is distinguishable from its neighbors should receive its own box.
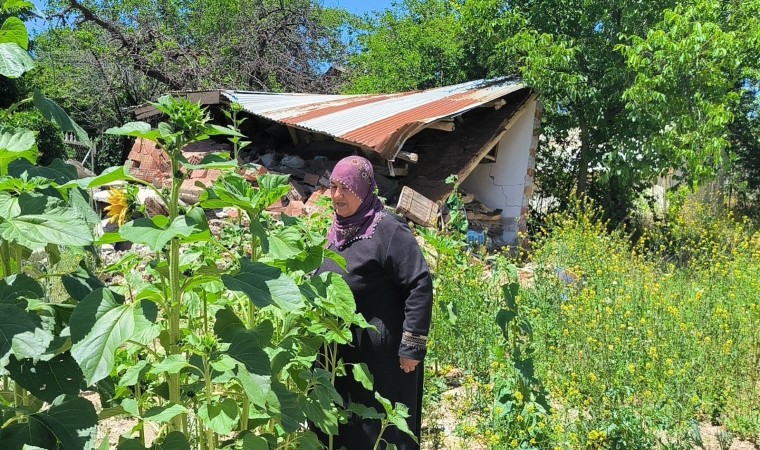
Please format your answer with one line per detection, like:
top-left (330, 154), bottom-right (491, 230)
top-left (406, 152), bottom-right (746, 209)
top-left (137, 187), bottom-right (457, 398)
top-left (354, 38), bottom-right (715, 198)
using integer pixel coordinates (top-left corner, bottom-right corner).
top-left (222, 77), bottom-right (526, 159)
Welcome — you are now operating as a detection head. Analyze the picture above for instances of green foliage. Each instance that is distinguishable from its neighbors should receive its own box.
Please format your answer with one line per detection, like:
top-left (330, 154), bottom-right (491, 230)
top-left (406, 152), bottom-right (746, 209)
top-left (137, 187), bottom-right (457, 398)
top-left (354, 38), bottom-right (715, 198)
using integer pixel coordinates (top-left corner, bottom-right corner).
top-left (452, 0), bottom-right (760, 224)
top-left (618, 0), bottom-right (760, 185)
top-left (424, 197), bottom-right (759, 447)
top-left (343, 0), bottom-right (471, 94)
top-left (0, 109), bottom-right (67, 165)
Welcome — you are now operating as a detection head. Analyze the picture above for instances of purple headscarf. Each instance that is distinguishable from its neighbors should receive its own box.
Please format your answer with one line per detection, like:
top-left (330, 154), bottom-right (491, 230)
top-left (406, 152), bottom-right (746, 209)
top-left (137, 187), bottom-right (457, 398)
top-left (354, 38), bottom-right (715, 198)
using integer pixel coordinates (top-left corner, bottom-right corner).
top-left (327, 156), bottom-right (386, 250)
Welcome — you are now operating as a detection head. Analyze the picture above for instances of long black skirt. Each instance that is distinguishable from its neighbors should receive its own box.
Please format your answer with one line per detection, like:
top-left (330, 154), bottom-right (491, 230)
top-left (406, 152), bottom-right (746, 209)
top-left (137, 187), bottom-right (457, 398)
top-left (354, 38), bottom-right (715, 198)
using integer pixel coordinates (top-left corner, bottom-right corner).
top-left (316, 326), bottom-right (423, 449)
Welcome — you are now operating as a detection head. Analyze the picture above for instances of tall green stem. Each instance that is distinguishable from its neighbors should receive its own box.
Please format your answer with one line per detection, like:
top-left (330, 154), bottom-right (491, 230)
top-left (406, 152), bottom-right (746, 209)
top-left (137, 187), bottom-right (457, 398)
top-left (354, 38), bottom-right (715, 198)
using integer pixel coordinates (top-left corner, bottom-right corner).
top-left (0, 241), bottom-right (11, 278)
top-left (372, 424), bottom-right (388, 450)
top-left (167, 146), bottom-right (186, 433)
top-left (2, 97), bottom-right (33, 120)
top-left (204, 357), bottom-right (215, 450)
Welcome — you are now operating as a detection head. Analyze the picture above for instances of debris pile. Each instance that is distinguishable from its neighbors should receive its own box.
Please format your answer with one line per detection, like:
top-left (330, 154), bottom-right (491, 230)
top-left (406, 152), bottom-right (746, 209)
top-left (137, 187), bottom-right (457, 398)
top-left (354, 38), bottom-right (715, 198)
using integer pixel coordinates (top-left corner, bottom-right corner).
top-left (97, 138), bottom-right (508, 242)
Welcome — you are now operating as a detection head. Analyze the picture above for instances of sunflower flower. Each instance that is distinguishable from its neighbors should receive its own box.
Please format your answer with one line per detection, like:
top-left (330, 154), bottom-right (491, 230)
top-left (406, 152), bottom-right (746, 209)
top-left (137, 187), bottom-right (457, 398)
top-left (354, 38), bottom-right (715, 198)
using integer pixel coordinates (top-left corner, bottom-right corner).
top-left (104, 187), bottom-right (129, 226)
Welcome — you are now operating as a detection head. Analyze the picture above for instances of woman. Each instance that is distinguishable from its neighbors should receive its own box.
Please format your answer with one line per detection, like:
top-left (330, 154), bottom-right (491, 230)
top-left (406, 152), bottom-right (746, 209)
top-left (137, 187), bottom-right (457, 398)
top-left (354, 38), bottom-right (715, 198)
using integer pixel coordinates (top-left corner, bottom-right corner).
top-left (316, 155), bottom-right (433, 449)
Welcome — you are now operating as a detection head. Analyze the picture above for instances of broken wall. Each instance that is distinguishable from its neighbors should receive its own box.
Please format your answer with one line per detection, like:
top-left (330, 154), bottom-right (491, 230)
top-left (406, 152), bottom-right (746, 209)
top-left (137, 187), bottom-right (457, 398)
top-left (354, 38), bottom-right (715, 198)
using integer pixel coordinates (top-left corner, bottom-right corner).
top-left (461, 99), bottom-right (539, 244)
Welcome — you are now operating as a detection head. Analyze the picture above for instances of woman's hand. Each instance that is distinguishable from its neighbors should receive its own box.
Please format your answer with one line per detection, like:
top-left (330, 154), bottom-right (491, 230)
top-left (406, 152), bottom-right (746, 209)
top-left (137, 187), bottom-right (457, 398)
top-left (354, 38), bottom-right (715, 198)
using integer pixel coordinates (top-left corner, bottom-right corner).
top-left (399, 357), bottom-right (420, 373)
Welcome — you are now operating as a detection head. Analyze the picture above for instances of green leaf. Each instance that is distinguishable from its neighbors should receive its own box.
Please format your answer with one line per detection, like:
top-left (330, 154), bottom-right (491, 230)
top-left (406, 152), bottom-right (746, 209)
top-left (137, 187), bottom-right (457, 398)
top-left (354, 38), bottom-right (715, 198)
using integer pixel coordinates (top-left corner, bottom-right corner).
top-left (200, 173), bottom-right (259, 213)
top-left (116, 438), bottom-right (145, 450)
top-left (119, 216), bottom-right (196, 252)
top-left (496, 308), bottom-right (516, 341)
top-left (0, 129), bottom-right (37, 173)
top-left (86, 165), bottom-right (132, 189)
top-left (98, 232), bottom-right (129, 248)
top-left (69, 288), bottom-right (123, 342)
top-left (0, 17), bottom-right (29, 50)
top-left (106, 122), bottom-right (161, 142)
top-left (142, 404), bottom-right (188, 423)
top-left (445, 301), bottom-right (458, 325)
top-left (301, 272), bottom-right (363, 325)
top-left (0, 397), bottom-right (98, 449)
top-left (119, 360), bottom-right (149, 387)
top-left (70, 288), bottom-right (141, 385)
top-left (269, 381), bottom-right (305, 434)
top-left (198, 398), bottom-right (238, 435)
top-left (206, 124), bottom-right (245, 137)
top-left (200, 172), bottom-right (290, 216)
top-left (503, 282), bottom-right (519, 311)
top-left (149, 354), bottom-right (190, 375)
top-left (179, 152), bottom-right (236, 171)
top-left (375, 392), bottom-right (415, 441)
top-left (69, 186), bottom-right (101, 226)
top-left (0, 42), bottom-right (34, 78)
top-left (352, 363), bottom-right (374, 391)
top-left (61, 262), bottom-right (105, 301)
top-left (154, 432), bottom-right (191, 450)
top-left (0, 273), bottom-right (43, 304)
top-left (33, 90), bottom-right (91, 146)
top-left (222, 259), bottom-right (303, 312)
top-left (300, 393), bottom-right (339, 435)
top-left (0, 303), bottom-right (36, 362)
top-left (239, 434), bottom-right (269, 450)
top-left (213, 307), bottom-right (247, 343)
top-left (1, 1), bottom-right (35, 15)
top-left (121, 398), bottom-right (139, 416)
top-left (228, 331), bottom-right (271, 376)
top-left (348, 403), bottom-right (384, 420)
top-left (0, 193), bottom-right (93, 250)
top-left (267, 227), bottom-right (303, 261)
top-left (11, 327), bottom-right (52, 361)
top-left (235, 363), bottom-right (271, 410)
top-left (6, 353), bottom-right (85, 402)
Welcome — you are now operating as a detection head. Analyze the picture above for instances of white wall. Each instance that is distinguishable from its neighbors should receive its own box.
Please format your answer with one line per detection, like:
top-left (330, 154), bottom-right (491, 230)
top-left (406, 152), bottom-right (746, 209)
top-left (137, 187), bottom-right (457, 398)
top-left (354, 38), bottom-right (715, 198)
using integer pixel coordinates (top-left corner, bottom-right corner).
top-left (461, 100), bottom-right (537, 244)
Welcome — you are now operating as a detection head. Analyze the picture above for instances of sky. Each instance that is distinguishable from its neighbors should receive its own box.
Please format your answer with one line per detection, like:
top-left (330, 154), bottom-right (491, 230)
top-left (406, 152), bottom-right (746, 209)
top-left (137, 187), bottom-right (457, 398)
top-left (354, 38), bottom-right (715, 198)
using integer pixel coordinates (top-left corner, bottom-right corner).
top-left (323, 0), bottom-right (394, 15)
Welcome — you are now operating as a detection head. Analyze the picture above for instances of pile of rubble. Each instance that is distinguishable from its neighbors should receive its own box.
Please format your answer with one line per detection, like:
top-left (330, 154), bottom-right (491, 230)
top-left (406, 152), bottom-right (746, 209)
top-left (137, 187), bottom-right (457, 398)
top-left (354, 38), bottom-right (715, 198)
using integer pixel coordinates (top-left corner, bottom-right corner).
top-left (119, 137), bottom-right (506, 242)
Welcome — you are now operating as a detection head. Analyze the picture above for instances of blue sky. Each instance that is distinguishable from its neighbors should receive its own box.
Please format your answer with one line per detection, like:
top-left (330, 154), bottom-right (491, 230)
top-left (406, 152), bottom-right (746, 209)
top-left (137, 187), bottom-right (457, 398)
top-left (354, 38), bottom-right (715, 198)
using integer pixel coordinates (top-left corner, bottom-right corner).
top-left (324, 0), bottom-right (394, 15)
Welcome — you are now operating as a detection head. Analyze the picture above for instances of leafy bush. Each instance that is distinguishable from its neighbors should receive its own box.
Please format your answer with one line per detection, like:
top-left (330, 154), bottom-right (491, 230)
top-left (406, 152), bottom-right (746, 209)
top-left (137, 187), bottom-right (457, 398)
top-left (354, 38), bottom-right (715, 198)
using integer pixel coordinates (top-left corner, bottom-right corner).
top-left (0, 109), bottom-right (67, 165)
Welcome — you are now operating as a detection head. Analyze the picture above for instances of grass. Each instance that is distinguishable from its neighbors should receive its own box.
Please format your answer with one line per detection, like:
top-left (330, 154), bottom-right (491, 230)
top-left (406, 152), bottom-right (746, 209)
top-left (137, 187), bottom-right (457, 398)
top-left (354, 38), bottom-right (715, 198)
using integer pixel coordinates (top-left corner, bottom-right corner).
top-left (423, 197), bottom-right (760, 449)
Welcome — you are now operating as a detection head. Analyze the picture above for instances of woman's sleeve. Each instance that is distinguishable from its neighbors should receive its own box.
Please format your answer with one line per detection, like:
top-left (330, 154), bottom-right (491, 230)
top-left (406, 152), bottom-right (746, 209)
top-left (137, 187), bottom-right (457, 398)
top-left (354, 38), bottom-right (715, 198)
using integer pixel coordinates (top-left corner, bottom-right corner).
top-left (383, 222), bottom-right (434, 361)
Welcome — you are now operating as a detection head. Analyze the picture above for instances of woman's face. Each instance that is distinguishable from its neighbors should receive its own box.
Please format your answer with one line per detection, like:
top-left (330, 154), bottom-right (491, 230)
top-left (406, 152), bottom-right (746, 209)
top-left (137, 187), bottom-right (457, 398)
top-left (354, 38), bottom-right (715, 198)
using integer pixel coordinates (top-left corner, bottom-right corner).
top-left (330, 180), bottom-right (363, 218)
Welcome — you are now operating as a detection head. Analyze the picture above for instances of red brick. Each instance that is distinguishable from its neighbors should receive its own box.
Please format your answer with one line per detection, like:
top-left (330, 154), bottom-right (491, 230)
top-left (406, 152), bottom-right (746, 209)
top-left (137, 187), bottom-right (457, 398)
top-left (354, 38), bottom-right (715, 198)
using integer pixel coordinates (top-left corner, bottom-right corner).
top-left (284, 200), bottom-right (305, 217)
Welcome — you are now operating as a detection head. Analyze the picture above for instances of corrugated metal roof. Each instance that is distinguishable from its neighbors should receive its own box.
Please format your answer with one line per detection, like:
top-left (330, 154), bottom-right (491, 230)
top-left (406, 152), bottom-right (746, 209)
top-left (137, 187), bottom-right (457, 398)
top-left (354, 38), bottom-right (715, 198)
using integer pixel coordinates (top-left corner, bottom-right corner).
top-left (223, 77), bottom-right (526, 159)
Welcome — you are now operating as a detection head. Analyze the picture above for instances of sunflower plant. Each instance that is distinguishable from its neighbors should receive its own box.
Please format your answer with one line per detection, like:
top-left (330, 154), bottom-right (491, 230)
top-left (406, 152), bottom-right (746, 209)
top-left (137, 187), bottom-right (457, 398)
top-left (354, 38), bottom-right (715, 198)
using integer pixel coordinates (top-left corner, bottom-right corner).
top-left (47, 96), bottom-right (373, 450)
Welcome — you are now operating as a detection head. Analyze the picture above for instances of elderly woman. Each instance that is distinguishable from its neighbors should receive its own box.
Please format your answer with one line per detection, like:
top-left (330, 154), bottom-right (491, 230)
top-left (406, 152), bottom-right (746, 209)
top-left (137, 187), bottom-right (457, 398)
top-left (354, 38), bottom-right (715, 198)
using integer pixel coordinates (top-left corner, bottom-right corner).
top-left (316, 155), bottom-right (433, 449)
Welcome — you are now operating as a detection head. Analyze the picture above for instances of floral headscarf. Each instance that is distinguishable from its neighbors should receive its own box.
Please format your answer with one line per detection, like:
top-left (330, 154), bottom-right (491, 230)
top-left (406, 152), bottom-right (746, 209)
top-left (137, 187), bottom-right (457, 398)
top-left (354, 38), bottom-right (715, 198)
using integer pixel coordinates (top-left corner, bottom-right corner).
top-left (327, 156), bottom-right (386, 250)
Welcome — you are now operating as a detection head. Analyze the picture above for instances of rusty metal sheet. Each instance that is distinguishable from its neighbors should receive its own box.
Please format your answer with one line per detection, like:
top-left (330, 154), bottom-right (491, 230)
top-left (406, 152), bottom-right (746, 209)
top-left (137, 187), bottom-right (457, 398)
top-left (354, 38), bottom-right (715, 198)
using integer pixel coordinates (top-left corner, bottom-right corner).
top-left (223, 77), bottom-right (526, 159)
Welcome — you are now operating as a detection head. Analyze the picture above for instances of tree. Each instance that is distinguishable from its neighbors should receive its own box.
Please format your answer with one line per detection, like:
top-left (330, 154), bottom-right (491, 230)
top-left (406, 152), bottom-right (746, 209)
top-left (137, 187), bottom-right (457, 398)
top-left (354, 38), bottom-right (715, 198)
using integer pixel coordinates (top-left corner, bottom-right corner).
top-left (343, 0), bottom-right (474, 94)
top-left (29, 0), bottom-right (350, 165)
top-left (43, 0), bottom-right (348, 92)
top-left (455, 0), bottom-right (760, 223)
top-left (619, 0), bottom-right (760, 185)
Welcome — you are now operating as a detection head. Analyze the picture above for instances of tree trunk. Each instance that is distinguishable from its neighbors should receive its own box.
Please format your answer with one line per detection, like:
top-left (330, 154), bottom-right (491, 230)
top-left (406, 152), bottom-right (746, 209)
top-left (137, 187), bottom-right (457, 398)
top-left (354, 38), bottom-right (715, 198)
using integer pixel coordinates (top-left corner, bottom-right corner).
top-left (576, 122), bottom-right (590, 197)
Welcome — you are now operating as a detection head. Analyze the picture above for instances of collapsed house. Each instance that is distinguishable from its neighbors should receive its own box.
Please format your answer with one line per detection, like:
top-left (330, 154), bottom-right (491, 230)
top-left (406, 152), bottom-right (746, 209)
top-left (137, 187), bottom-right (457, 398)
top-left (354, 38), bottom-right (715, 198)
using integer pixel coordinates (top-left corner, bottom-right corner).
top-left (129, 77), bottom-right (541, 247)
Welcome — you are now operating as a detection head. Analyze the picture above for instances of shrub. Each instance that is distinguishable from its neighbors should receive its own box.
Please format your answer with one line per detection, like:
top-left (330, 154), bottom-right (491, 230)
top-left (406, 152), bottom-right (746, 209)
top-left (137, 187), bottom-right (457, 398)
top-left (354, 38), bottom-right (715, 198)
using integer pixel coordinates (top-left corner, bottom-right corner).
top-left (1, 109), bottom-right (67, 165)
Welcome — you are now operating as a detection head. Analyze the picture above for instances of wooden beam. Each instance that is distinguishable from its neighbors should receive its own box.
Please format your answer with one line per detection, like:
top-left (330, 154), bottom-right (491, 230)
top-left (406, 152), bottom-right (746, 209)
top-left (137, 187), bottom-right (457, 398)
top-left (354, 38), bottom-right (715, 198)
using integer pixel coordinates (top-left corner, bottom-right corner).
top-left (482, 99), bottom-right (507, 110)
top-left (426, 121), bottom-right (455, 132)
top-left (287, 126), bottom-right (300, 145)
top-left (457, 94), bottom-right (536, 182)
top-left (396, 151), bottom-right (418, 163)
top-left (133, 90), bottom-right (225, 119)
top-left (375, 162), bottom-right (408, 178)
